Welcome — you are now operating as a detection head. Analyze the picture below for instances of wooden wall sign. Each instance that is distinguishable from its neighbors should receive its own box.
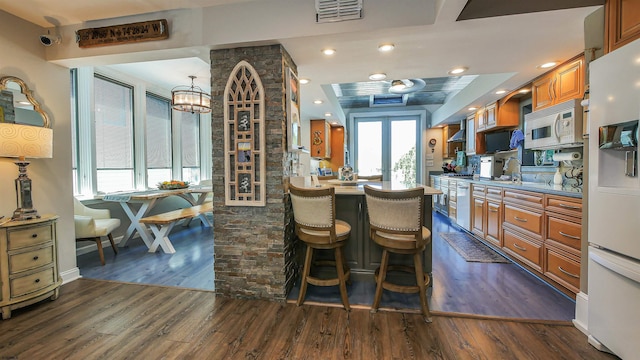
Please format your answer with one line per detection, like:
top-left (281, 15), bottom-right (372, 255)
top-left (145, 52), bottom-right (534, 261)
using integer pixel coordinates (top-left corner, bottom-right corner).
top-left (77, 19), bottom-right (168, 48)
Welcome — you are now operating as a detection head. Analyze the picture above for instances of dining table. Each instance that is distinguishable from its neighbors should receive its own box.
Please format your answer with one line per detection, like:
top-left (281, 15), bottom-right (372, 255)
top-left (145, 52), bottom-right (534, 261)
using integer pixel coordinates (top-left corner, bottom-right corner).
top-left (101, 185), bottom-right (213, 251)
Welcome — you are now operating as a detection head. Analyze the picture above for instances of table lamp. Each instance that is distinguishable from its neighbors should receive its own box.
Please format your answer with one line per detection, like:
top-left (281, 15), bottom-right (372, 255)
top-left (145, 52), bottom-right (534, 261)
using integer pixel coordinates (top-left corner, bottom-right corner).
top-left (0, 122), bottom-right (53, 221)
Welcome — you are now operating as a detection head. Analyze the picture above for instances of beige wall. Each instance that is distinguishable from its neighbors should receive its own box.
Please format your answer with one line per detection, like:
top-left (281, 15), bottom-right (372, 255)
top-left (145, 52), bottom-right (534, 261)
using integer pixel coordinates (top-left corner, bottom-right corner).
top-left (0, 11), bottom-right (76, 279)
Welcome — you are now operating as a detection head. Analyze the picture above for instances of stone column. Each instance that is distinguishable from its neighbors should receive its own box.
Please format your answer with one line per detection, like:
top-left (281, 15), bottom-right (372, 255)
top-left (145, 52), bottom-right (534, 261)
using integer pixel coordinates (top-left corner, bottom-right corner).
top-left (210, 45), bottom-right (297, 301)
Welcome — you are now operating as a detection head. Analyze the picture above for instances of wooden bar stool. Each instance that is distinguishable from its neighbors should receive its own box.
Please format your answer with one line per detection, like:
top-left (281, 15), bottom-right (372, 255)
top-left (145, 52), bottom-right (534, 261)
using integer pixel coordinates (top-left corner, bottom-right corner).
top-left (289, 184), bottom-right (351, 311)
top-left (364, 185), bottom-right (432, 322)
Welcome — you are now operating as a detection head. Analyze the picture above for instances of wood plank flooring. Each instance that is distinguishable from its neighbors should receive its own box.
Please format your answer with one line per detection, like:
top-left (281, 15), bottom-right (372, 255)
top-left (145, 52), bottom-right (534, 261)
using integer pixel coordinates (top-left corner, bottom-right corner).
top-left (77, 212), bottom-right (575, 320)
top-left (0, 279), bottom-right (617, 360)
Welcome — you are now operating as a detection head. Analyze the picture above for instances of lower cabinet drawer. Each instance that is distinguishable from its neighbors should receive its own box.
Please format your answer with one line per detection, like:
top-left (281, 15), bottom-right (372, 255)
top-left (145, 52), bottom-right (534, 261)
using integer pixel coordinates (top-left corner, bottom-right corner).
top-left (10, 267), bottom-right (55, 298)
top-left (9, 246), bottom-right (54, 274)
top-left (544, 246), bottom-right (580, 293)
top-left (504, 204), bottom-right (543, 237)
top-left (546, 216), bottom-right (581, 250)
top-left (503, 228), bottom-right (542, 271)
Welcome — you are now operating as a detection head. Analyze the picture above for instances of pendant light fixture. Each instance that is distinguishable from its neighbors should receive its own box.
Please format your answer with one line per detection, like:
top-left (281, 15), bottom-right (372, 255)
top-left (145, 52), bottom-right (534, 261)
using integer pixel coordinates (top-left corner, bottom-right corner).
top-left (171, 75), bottom-right (211, 114)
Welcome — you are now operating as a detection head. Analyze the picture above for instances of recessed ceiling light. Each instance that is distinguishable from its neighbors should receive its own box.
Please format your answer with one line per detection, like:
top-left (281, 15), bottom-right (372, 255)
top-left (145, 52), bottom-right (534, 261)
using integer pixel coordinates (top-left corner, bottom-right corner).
top-left (331, 121), bottom-right (338, 125)
top-left (538, 61), bottom-right (557, 69)
top-left (448, 67), bottom-right (468, 75)
top-left (17, 101), bottom-right (31, 105)
top-left (495, 90), bottom-right (507, 95)
top-left (299, 78), bottom-right (310, 85)
top-left (468, 107), bottom-right (478, 111)
top-left (378, 43), bottom-right (395, 52)
top-left (325, 112), bottom-right (332, 117)
top-left (313, 100), bottom-right (324, 104)
top-left (369, 73), bottom-right (387, 81)
top-left (322, 48), bottom-right (336, 56)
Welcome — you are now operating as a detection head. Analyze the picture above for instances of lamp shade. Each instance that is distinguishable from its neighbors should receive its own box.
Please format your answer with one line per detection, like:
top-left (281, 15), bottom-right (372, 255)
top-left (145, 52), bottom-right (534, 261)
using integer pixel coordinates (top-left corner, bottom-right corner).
top-left (171, 75), bottom-right (211, 114)
top-left (0, 123), bottom-right (53, 159)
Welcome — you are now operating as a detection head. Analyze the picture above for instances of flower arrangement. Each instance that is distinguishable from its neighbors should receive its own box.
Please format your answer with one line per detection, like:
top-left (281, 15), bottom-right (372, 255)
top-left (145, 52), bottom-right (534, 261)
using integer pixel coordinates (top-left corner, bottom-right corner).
top-left (157, 180), bottom-right (190, 190)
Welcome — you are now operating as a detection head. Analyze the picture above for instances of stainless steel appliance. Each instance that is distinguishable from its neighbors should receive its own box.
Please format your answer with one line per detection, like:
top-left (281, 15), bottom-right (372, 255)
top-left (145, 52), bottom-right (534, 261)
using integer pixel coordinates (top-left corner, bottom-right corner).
top-left (524, 98), bottom-right (583, 150)
top-left (456, 180), bottom-right (471, 231)
top-left (479, 156), bottom-right (503, 179)
top-left (587, 40), bottom-right (640, 359)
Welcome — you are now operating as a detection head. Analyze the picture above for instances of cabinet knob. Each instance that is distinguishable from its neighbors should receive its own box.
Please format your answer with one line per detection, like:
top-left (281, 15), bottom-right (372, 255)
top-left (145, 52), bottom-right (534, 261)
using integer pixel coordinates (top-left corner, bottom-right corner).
top-left (33, 255), bottom-right (39, 261)
top-left (31, 233), bottom-right (38, 238)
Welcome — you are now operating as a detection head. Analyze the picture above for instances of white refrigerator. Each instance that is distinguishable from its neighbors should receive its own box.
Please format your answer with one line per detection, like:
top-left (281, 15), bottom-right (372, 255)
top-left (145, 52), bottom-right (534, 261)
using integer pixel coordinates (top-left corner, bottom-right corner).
top-left (587, 38), bottom-right (640, 359)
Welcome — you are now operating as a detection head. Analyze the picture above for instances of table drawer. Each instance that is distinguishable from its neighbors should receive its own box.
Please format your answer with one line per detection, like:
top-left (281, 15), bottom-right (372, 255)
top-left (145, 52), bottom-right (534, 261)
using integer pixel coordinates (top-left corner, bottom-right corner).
top-left (504, 204), bottom-right (543, 236)
top-left (7, 224), bottom-right (54, 250)
top-left (503, 228), bottom-right (542, 271)
top-left (10, 267), bottom-right (55, 298)
top-left (9, 246), bottom-right (54, 274)
top-left (545, 245), bottom-right (580, 293)
top-left (547, 216), bottom-right (581, 251)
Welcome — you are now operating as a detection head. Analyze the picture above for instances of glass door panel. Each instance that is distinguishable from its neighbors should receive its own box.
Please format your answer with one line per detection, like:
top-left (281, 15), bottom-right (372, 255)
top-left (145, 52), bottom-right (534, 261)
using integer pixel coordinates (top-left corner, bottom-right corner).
top-left (391, 119), bottom-right (417, 187)
top-left (356, 121), bottom-right (382, 176)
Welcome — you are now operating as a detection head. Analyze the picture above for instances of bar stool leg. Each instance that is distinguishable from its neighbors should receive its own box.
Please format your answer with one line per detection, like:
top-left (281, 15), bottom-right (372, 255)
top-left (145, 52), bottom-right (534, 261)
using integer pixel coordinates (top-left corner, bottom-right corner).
top-left (372, 248), bottom-right (389, 313)
top-left (334, 246), bottom-right (350, 311)
top-left (297, 245), bottom-right (314, 306)
top-left (413, 252), bottom-right (432, 323)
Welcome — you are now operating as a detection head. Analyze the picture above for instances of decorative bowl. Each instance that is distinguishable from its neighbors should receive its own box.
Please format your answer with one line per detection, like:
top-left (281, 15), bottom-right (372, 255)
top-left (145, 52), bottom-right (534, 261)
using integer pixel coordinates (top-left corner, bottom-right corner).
top-left (157, 180), bottom-right (190, 190)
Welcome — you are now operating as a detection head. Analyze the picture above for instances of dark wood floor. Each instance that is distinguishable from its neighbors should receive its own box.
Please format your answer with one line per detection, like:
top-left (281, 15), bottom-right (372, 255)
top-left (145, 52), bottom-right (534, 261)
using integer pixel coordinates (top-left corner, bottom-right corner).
top-left (0, 279), bottom-right (617, 360)
top-left (78, 212), bottom-right (575, 321)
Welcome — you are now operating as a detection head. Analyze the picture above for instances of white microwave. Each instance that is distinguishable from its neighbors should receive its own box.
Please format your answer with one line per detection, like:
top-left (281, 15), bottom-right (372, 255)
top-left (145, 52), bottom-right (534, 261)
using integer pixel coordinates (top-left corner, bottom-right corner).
top-left (524, 99), bottom-right (583, 150)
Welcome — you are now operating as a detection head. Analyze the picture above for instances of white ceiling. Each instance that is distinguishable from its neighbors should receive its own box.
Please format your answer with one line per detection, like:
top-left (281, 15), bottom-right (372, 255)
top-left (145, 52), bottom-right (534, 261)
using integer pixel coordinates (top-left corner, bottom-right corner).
top-left (0, 0), bottom-right (602, 126)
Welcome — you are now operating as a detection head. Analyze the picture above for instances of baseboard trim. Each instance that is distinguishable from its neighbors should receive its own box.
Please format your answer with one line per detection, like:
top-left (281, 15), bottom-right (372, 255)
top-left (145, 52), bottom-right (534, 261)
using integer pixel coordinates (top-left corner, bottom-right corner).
top-left (60, 267), bottom-right (81, 284)
top-left (573, 291), bottom-right (589, 335)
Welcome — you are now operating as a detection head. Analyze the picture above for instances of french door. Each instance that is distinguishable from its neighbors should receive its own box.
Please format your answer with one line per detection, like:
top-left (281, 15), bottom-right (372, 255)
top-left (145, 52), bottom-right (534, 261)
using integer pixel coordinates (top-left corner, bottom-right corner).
top-left (353, 113), bottom-right (422, 186)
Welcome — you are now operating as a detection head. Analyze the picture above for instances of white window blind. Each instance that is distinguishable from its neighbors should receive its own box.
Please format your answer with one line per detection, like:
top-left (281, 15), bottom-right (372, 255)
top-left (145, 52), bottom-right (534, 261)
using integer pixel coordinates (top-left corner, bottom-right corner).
top-left (180, 111), bottom-right (200, 183)
top-left (94, 75), bottom-right (134, 192)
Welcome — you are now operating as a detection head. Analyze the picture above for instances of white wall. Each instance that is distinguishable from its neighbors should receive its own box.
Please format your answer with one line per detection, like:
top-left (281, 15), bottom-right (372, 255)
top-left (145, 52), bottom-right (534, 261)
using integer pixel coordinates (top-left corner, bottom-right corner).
top-left (0, 11), bottom-right (77, 280)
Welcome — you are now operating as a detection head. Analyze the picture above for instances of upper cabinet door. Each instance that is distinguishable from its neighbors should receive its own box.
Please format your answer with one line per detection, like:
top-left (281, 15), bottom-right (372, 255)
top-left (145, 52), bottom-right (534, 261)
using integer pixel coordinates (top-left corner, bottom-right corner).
top-left (532, 74), bottom-right (554, 112)
top-left (606, 0), bottom-right (640, 53)
top-left (532, 55), bottom-right (584, 112)
top-left (555, 58), bottom-right (584, 104)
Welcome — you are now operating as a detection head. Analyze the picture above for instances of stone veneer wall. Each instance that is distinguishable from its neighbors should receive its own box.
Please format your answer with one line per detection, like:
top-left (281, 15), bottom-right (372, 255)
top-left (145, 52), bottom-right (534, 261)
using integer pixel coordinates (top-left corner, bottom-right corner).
top-left (210, 45), bottom-right (299, 300)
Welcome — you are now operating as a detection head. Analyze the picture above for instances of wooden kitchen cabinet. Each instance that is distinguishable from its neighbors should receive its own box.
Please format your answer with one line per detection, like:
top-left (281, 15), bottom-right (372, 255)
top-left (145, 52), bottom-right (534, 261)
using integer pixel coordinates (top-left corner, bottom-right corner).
top-left (442, 123), bottom-right (461, 158)
top-left (605, 0), bottom-right (640, 53)
top-left (0, 215), bottom-right (61, 319)
top-left (476, 100), bottom-right (519, 133)
top-left (544, 194), bottom-right (582, 295)
top-left (485, 186), bottom-right (503, 248)
top-left (310, 119), bottom-right (332, 159)
top-left (532, 55), bottom-right (584, 112)
top-left (471, 184), bottom-right (486, 238)
top-left (503, 227), bottom-right (543, 272)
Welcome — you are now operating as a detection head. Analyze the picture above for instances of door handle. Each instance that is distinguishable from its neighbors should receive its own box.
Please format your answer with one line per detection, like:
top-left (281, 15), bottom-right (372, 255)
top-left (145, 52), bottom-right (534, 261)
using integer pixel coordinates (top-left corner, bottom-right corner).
top-left (559, 231), bottom-right (580, 240)
top-left (513, 243), bottom-right (527, 251)
top-left (558, 266), bottom-right (579, 279)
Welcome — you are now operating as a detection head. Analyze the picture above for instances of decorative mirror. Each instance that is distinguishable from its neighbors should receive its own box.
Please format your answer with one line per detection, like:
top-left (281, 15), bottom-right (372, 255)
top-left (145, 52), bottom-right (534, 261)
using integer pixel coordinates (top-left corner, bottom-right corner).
top-left (0, 76), bottom-right (50, 128)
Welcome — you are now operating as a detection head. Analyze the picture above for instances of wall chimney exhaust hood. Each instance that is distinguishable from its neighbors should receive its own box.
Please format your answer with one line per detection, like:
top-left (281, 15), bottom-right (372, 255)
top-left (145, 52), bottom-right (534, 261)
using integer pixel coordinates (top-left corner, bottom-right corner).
top-left (447, 120), bottom-right (466, 142)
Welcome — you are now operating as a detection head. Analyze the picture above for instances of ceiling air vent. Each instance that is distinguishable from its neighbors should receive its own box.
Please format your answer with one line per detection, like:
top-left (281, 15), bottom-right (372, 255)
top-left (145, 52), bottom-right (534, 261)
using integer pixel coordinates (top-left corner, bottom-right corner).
top-left (369, 94), bottom-right (407, 107)
top-left (316, 0), bottom-right (363, 23)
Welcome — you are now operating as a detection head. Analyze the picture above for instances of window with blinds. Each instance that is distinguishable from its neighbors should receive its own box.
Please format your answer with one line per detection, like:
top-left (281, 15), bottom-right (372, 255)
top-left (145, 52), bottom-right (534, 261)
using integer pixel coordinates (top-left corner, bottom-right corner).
top-left (146, 93), bottom-right (172, 187)
top-left (94, 75), bottom-right (134, 193)
top-left (180, 111), bottom-right (200, 184)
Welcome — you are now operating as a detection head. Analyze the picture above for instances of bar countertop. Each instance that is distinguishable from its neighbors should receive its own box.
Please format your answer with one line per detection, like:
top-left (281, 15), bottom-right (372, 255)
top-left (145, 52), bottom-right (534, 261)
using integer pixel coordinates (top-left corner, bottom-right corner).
top-left (289, 177), bottom-right (442, 196)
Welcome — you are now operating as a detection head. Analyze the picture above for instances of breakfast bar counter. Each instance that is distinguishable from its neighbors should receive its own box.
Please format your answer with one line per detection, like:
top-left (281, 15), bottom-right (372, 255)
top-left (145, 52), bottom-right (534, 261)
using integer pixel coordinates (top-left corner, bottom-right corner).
top-left (289, 177), bottom-right (442, 281)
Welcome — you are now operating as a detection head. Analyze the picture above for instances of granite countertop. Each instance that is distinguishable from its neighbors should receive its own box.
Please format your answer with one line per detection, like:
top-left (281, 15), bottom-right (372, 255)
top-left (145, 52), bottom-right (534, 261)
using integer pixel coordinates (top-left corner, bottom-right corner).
top-left (433, 175), bottom-right (583, 198)
top-left (289, 177), bottom-right (442, 196)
